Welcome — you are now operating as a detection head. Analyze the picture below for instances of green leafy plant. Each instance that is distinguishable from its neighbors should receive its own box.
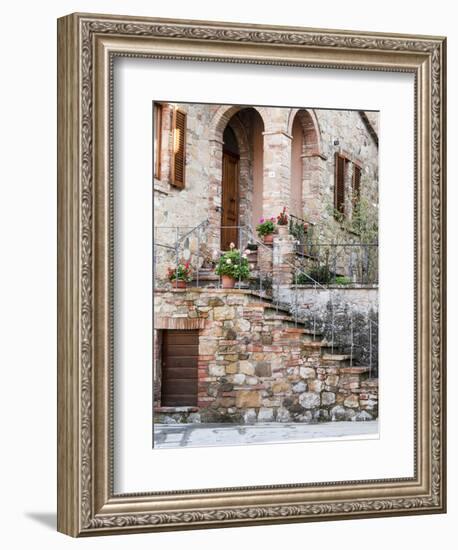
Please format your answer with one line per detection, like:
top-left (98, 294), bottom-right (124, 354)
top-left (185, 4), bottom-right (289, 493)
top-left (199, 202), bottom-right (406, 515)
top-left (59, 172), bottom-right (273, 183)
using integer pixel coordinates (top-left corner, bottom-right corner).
top-left (294, 272), bottom-right (312, 285)
top-left (295, 265), bottom-right (334, 285)
top-left (349, 195), bottom-right (379, 243)
top-left (256, 217), bottom-right (276, 237)
top-left (325, 194), bottom-right (378, 245)
top-left (215, 245), bottom-right (250, 280)
top-left (322, 193), bottom-right (379, 284)
top-left (334, 275), bottom-right (352, 285)
top-left (167, 260), bottom-right (192, 282)
top-left (289, 217), bottom-right (311, 242)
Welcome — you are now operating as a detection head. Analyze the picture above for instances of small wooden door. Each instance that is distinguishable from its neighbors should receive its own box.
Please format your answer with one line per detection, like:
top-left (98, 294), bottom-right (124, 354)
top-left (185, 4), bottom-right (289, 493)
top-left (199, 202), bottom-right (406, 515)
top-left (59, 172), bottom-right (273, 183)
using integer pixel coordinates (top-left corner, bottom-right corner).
top-left (221, 151), bottom-right (239, 251)
top-left (161, 330), bottom-right (198, 407)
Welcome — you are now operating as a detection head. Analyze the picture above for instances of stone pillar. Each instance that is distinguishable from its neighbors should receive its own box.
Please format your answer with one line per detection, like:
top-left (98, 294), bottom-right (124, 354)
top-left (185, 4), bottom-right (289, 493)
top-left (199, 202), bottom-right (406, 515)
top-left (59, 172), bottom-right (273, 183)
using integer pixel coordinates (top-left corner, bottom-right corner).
top-left (262, 131), bottom-right (292, 219)
top-left (272, 233), bottom-right (296, 288)
top-left (159, 104), bottom-right (174, 184)
top-left (257, 243), bottom-right (273, 276)
top-left (207, 138), bottom-right (224, 258)
top-left (302, 153), bottom-right (326, 222)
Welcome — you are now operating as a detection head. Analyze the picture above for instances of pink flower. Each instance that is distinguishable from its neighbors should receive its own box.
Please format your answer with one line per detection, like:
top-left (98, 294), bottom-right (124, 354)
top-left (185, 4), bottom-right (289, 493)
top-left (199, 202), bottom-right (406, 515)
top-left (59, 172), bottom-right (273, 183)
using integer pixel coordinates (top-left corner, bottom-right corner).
top-left (259, 217), bottom-right (265, 223)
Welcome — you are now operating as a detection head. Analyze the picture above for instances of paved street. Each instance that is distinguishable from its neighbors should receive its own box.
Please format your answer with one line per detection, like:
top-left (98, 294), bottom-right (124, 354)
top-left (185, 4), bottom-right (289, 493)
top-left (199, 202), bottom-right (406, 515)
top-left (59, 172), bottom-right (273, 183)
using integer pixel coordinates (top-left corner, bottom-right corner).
top-left (153, 420), bottom-right (379, 449)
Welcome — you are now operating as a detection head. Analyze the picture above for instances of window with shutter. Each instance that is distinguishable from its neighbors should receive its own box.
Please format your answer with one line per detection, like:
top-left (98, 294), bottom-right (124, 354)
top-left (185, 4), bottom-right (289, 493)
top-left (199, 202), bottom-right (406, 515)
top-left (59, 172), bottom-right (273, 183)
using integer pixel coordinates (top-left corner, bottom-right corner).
top-left (352, 164), bottom-right (361, 209)
top-left (334, 153), bottom-right (346, 217)
top-left (153, 102), bottom-right (163, 179)
top-left (171, 108), bottom-right (186, 188)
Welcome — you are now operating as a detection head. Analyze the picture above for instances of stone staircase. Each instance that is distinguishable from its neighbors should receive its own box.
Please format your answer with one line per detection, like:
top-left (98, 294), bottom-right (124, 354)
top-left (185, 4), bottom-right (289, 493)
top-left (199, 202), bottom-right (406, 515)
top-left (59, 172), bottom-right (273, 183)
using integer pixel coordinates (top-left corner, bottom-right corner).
top-left (245, 290), bottom-right (376, 422)
top-left (155, 274), bottom-right (377, 425)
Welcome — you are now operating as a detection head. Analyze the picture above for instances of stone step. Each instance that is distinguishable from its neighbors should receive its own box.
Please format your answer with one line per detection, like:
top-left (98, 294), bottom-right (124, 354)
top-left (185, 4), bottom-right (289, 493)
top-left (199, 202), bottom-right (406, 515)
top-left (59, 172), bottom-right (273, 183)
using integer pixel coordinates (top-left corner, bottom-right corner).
top-left (283, 327), bottom-right (314, 334)
top-left (321, 353), bottom-right (351, 362)
top-left (195, 269), bottom-right (218, 279)
top-left (320, 344), bottom-right (348, 355)
top-left (283, 327), bottom-right (325, 341)
top-left (361, 377), bottom-right (379, 387)
top-left (264, 314), bottom-right (308, 327)
top-left (301, 340), bottom-right (330, 349)
top-left (190, 276), bottom-right (251, 289)
top-left (246, 295), bottom-right (292, 315)
top-left (338, 366), bottom-right (371, 374)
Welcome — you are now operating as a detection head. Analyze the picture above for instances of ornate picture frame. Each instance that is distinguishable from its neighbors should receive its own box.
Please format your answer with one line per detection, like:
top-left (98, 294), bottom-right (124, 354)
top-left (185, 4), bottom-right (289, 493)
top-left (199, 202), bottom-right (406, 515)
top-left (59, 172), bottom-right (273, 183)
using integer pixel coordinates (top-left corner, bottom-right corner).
top-left (57, 13), bottom-right (446, 536)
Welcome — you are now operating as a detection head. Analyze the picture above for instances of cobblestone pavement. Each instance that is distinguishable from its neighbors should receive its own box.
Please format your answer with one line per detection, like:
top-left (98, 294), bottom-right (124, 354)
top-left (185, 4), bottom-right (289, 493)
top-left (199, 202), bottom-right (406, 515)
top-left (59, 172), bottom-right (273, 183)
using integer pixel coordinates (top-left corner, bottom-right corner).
top-left (153, 420), bottom-right (379, 449)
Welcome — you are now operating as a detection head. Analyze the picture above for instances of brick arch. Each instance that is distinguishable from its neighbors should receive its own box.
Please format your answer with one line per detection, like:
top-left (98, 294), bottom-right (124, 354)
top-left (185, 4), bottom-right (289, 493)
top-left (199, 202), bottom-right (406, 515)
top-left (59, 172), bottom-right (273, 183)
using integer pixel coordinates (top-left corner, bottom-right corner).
top-left (224, 115), bottom-right (251, 234)
top-left (287, 108), bottom-right (322, 154)
top-left (288, 109), bottom-right (324, 223)
top-left (206, 106), bottom-right (266, 252)
top-left (224, 115), bottom-right (250, 160)
top-left (208, 104), bottom-right (268, 143)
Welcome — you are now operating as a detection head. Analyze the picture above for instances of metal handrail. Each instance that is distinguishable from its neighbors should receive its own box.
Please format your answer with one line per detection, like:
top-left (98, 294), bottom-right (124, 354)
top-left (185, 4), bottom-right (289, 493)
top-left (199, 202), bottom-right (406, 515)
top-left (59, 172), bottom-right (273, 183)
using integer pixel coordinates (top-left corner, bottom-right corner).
top-left (153, 223), bottom-right (378, 375)
top-left (294, 242), bottom-right (378, 246)
top-left (239, 226), bottom-right (328, 292)
top-left (289, 213), bottom-right (316, 226)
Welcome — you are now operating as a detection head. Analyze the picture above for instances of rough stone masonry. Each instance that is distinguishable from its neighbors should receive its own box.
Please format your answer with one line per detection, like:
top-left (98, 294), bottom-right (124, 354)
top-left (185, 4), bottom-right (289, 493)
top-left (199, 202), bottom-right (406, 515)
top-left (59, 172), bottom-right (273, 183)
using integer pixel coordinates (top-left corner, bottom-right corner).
top-left (154, 289), bottom-right (378, 424)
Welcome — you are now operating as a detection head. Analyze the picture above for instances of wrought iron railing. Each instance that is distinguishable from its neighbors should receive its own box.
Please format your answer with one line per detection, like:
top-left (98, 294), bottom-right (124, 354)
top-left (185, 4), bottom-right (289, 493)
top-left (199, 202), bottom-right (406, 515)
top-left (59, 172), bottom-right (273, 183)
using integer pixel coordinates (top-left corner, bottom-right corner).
top-left (294, 242), bottom-right (379, 285)
top-left (153, 222), bottom-right (378, 374)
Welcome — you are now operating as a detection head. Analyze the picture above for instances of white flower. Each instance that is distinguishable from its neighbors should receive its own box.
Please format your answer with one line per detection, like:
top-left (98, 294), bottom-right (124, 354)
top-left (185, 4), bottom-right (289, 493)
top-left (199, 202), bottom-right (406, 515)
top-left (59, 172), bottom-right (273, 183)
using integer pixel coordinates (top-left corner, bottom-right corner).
top-left (226, 258), bottom-right (232, 264)
top-left (229, 242), bottom-right (235, 249)
top-left (242, 253), bottom-right (247, 258)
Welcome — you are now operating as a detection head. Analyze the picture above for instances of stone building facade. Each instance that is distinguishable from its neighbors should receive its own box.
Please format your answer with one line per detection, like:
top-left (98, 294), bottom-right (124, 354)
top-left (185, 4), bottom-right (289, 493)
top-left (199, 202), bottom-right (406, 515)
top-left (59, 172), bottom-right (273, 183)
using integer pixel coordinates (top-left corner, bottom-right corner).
top-left (153, 102), bottom-right (379, 425)
top-left (154, 102), bottom-right (378, 253)
top-left (154, 289), bottom-right (377, 425)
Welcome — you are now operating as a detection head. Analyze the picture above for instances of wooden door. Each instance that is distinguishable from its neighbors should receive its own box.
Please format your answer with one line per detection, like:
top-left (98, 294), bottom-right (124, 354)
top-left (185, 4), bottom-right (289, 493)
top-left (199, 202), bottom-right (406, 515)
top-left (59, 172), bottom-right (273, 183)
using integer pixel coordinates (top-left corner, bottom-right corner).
top-left (161, 330), bottom-right (198, 407)
top-left (221, 151), bottom-right (239, 251)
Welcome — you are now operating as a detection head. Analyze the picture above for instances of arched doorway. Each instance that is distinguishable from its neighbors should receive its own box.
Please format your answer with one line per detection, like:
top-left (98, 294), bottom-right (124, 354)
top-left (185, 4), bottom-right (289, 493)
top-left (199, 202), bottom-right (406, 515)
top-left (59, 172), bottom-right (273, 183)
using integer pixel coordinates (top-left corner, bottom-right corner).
top-left (221, 126), bottom-right (240, 251)
top-left (219, 108), bottom-right (265, 250)
top-left (289, 109), bottom-right (321, 222)
top-left (291, 115), bottom-right (304, 218)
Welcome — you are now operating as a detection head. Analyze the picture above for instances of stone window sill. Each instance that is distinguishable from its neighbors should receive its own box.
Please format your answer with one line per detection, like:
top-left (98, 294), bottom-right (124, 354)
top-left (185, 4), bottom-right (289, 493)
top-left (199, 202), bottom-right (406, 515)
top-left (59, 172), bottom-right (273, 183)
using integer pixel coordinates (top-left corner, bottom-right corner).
top-left (154, 406), bottom-right (199, 414)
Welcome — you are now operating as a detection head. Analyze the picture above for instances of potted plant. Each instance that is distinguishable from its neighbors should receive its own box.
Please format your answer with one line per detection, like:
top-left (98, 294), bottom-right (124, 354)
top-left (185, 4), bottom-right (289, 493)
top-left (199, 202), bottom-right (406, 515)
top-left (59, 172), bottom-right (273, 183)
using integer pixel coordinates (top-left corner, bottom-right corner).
top-left (215, 243), bottom-right (250, 289)
top-left (167, 260), bottom-right (192, 289)
top-left (256, 216), bottom-right (276, 244)
top-left (276, 206), bottom-right (289, 236)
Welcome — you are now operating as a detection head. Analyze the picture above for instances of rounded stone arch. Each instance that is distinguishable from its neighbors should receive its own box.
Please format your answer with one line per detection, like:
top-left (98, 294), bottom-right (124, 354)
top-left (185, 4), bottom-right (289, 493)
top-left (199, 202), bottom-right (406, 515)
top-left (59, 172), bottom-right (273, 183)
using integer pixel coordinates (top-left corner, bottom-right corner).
top-left (224, 115), bottom-right (250, 160)
top-left (288, 108), bottom-right (324, 222)
top-left (206, 106), bottom-right (266, 251)
top-left (224, 114), bottom-right (252, 234)
top-left (208, 104), bottom-right (268, 144)
top-left (287, 108), bottom-right (322, 155)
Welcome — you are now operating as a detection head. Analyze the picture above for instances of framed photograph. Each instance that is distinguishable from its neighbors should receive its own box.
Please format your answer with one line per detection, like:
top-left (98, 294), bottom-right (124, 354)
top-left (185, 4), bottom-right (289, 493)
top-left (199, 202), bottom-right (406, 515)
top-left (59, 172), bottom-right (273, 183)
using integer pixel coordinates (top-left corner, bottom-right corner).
top-left (57, 13), bottom-right (446, 536)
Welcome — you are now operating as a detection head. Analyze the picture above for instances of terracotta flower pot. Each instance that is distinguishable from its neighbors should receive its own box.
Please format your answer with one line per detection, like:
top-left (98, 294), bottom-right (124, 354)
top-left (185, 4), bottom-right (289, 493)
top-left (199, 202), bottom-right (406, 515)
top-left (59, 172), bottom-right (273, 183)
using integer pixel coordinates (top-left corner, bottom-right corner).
top-left (173, 279), bottom-right (187, 289)
top-left (221, 275), bottom-right (236, 289)
top-left (264, 233), bottom-right (274, 244)
top-left (263, 233), bottom-right (274, 244)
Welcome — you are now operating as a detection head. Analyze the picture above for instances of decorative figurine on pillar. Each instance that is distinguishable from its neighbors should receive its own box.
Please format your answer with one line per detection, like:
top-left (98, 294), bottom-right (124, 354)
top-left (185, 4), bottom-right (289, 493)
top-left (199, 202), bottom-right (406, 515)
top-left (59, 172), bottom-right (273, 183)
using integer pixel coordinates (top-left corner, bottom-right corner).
top-left (276, 206), bottom-right (289, 236)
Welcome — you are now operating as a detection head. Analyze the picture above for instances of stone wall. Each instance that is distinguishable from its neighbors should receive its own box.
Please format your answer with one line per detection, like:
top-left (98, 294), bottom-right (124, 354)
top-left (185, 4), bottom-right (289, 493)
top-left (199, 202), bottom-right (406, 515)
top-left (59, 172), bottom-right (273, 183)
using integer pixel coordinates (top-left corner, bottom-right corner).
top-left (154, 103), bottom-right (379, 284)
top-left (154, 289), bottom-right (378, 424)
top-left (276, 284), bottom-right (379, 371)
top-left (300, 109), bottom-right (379, 242)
